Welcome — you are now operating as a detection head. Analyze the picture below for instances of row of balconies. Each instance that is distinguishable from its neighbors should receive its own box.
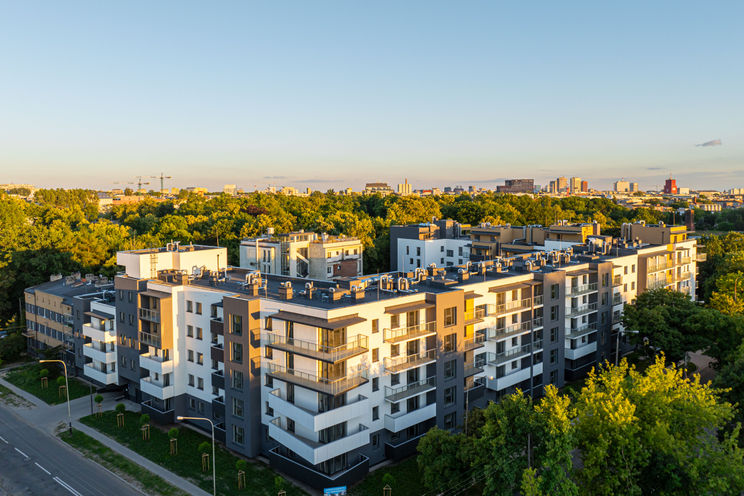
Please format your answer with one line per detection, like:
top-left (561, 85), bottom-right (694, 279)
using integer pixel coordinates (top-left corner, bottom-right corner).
top-left (82, 323), bottom-right (116, 343)
top-left (268, 388), bottom-right (369, 432)
top-left (266, 362), bottom-right (369, 396)
top-left (268, 417), bottom-right (370, 466)
top-left (383, 322), bottom-right (437, 343)
top-left (568, 283), bottom-right (598, 296)
top-left (487, 340), bottom-right (542, 366)
top-left (383, 349), bottom-right (437, 374)
top-left (138, 307), bottom-right (160, 323)
top-left (566, 302), bottom-right (598, 317)
top-left (264, 332), bottom-right (368, 363)
top-left (486, 318), bottom-right (543, 341)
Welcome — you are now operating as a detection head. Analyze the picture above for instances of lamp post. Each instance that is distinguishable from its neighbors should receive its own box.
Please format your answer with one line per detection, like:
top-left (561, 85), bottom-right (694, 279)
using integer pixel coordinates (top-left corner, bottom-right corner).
top-left (615, 329), bottom-right (641, 366)
top-left (177, 416), bottom-right (216, 496)
top-left (40, 359), bottom-right (72, 433)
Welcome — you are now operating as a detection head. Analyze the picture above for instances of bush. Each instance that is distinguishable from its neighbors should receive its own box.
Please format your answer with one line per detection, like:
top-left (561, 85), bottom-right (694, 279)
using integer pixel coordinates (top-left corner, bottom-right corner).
top-left (115, 403), bottom-right (126, 414)
top-left (139, 414), bottom-right (150, 426)
top-left (56, 376), bottom-right (66, 387)
top-left (198, 441), bottom-right (211, 454)
top-left (94, 394), bottom-right (103, 404)
top-left (39, 368), bottom-right (49, 378)
top-left (274, 476), bottom-right (286, 492)
top-left (168, 428), bottom-right (179, 439)
top-left (236, 459), bottom-right (248, 472)
top-left (382, 473), bottom-right (396, 488)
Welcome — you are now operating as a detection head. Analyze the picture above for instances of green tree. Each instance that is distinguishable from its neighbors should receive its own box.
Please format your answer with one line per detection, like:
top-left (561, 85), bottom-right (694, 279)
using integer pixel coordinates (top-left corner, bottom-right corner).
top-left (417, 427), bottom-right (473, 492)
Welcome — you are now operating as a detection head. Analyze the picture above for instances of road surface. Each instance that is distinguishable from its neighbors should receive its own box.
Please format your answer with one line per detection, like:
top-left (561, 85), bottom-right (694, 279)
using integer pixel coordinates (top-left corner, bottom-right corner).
top-left (0, 406), bottom-right (144, 496)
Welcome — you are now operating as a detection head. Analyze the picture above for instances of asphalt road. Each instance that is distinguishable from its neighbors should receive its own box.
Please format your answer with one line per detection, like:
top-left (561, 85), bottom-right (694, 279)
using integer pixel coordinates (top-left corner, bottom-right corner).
top-left (0, 406), bottom-right (144, 496)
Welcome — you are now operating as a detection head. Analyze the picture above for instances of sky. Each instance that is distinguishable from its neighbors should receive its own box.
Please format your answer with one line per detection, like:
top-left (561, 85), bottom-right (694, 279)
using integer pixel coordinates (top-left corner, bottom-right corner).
top-left (0, 1), bottom-right (742, 192)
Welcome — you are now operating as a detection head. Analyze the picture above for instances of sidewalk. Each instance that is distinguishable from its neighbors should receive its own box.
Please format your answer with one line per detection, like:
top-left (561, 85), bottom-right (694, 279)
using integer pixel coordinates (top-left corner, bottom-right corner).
top-left (0, 374), bottom-right (210, 496)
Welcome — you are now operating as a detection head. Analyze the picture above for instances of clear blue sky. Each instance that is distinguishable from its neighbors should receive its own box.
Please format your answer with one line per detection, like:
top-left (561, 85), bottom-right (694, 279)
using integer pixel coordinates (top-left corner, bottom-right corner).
top-left (1, 1), bottom-right (742, 191)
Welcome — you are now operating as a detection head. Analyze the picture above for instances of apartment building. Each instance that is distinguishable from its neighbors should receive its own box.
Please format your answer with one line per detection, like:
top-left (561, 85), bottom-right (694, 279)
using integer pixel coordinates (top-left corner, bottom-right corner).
top-left (470, 221), bottom-right (600, 260)
top-left (239, 231), bottom-right (363, 281)
top-left (24, 222), bottom-right (698, 490)
top-left (24, 273), bottom-right (114, 377)
top-left (390, 220), bottom-right (471, 271)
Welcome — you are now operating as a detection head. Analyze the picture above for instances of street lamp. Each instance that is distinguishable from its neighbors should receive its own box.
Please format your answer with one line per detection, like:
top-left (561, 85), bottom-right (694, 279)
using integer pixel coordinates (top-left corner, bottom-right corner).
top-left (615, 329), bottom-right (641, 366)
top-left (177, 416), bottom-right (216, 496)
top-left (40, 359), bottom-right (72, 433)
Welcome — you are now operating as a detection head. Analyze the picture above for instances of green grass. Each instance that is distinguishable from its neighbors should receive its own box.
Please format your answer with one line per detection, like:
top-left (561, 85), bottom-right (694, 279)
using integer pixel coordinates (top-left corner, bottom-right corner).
top-left (81, 410), bottom-right (306, 496)
top-left (0, 383), bottom-right (34, 407)
top-left (60, 429), bottom-right (189, 496)
top-left (349, 457), bottom-right (425, 496)
top-left (4, 363), bottom-right (90, 405)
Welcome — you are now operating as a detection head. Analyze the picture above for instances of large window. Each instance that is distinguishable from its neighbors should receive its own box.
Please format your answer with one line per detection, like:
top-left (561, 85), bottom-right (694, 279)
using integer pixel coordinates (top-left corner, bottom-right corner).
top-left (444, 359), bottom-right (456, 379)
top-left (232, 370), bottom-right (244, 390)
top-left (232, 398), bottom-right (244, 418)
top-left (231, 315), bottom-right (243, 335)
top-left (233, 425), bottom-right (244, 445)
top-left (231, 342), bottom-right (243, 363)
top-left (444, 307), bottom-right (457, 327)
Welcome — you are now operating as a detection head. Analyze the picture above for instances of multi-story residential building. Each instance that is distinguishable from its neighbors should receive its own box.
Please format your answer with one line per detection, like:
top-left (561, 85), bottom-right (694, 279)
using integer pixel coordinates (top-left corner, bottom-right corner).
top-left (364, 183), bottom-right (394, 195)
top-left (24, 273), bottom-right (114, 377)
top-left (24, 221), bottom-right (699, 490)
top-left (569, 177), bottom-right (582, 194)
top-left (496, 179), bottom-right (534, 194)
top-left (664, 178), bottom-right (678, 195)
top-left (390, 220), bottom-right (471, 271)
top-left (240, 231), bottom-right (363, 281)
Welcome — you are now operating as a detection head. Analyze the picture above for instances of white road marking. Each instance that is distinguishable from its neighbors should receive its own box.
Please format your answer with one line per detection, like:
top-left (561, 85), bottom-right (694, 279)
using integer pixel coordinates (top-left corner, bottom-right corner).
top-left (0, 436), bottom-right (7, 443)
top-left (53, 476), bottom-right (83, 496)
top-left (14, 447), bottom-right (28, 459)
top-left (35, 462), bottom-right (51, 475)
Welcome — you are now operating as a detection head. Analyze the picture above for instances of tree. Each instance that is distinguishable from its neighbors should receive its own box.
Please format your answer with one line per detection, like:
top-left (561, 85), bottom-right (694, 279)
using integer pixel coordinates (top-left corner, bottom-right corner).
top-left (417, 427), bottom-right (474, 493)
top-left (198, 441), bottom-right (211, 454)
top-left (115, 403), bottom-right (126, 414)
top-left (139, 413), bottom-right (150, 426)
top-left (709, 271), bottom-right (744, 315)
top-left (622, 288), bottom-right (709, 363)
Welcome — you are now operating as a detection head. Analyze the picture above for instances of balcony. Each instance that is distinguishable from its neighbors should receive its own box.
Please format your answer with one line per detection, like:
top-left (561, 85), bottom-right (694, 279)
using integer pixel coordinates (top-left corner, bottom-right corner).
top-left (613, 294), bottom-right (623, 306)
top-left (83, 364), bottom-right (118, 385)
top-left (268, 389), bottom-right (369, 431)
top-left (494, 298), bottom-right (532, 315)
top-left (464, 361), bottom-right (485, 377)
top-left (565, 325), bottom-right (598, 339)
top-left (679, 271), bottom-right (692, 281)
top-left (82, 323), bottom-right (116, 343)
top-left (383, 321), bottom-right (437, 343)
top-left (533, 295), bottom-right (544, 307)
top-left (139, 331), bottom-right (161, 348)
top-left (138, 308), bottom-right (160, 323)
top-left (647, 278), bottom-right (671, 290)
top-left (264, 333), bottom-right (368, 363)
top-left (568, 283), bottom-right (598, 296)
top-left (139, 353), bottom-right (174, 375)
top-left (678, 256), bottom-right (692, 265)
top-left (384, 377), bottom-right (436, 403)
top-left (567, 302), bottom-right (598, 317)
top-left (83, 343), bottom-right (116, 363)
top-left (211, 369), bottom-right (225, 390)
top-left (532, 317), bottom-right (544, 328)
top-left (612, 275), bottom-right (622, 287)
top-left (488, 341), bottom-right (541, 366)
top-left (268, 418), bottom-right (369, 465)
top-left (384, 403), bottom-right (437, 433)
top-left (383, 349), bottom-right (436, 374)
top-left (565, 341), bottom-right (597, 360)
top-left (487, 321), bottom-right (532, 341)
top-left (463, 332), bottom-right (486, 351)
top-left (486, 362), bottom-right (543, 391)
top-left (141, 376), bottom-right (175, 400)
top-left (464, 307), bottom-right (488, 323)
top-left (266, 363), bottom-right (368, 396)
top-left (647, 260), bottom-right (671, 273)
top-left (696, 253), bottom-right (707, 263)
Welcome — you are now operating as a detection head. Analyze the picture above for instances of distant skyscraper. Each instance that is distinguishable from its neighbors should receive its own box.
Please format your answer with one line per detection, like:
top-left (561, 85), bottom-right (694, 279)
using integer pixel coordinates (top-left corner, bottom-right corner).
top-left (557, 176), bottom-right (568, 192)
top-left (397, 179), bottom-right (412, 195)
top-left (630, 182), bottom-right (639, 192)
top-left (581, 180), bottom-right (588, 193)
top-left (569, 177), bottom-right (582, 193)
top-left (664, 178), bottom-right (678, 195)
top-left (497, 179), bottom-right (534, 194)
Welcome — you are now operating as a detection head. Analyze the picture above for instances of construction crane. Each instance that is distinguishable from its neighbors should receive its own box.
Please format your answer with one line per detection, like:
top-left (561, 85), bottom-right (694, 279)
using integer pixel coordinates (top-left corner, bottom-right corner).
top-left (114, 176), bottom-right (150, 192)
top-left (151, 173), bottom-right (172, 197)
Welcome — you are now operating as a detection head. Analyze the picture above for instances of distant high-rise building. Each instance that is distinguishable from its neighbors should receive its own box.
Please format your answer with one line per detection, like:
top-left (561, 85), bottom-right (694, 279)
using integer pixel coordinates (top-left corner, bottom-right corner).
top-left (664, 178), bottom-right (678, 195)
top-left (614, 180), bottom-right (630, 193)
top-left (557, 176), bottom-right (568, 193)
top-left (569, 177), bottom-right (582, 193)
top-left (397, 179), bottom-right (412, 195)
top-left (630, 182), bottom-right (639, 192)
top-left (497, 179), bottom-right (534, 194)
top-left (224, 184), bottom-right (237, 195)
top-left (581, 180), bottom-right (588, 193)
top-left (549, 180), bottom-right (557, 193)
top-left (364, 182), bottom-right (394, 195)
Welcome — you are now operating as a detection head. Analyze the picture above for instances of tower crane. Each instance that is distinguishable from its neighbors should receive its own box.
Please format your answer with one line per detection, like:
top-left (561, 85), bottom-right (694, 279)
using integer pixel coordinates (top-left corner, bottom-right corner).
top-left (151, 173), bottom-right (172, 197)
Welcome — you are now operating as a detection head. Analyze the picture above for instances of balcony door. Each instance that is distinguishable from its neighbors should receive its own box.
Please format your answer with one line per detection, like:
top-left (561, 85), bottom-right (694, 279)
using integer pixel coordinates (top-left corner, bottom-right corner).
top-left (406, 339), bottom-right (419, 357)
top-left (320, 361), bottom-right (346, 381)
top-left (406, 311), bottom-right (419, 331)
top-left (319, 327), bottom-right (346, 350)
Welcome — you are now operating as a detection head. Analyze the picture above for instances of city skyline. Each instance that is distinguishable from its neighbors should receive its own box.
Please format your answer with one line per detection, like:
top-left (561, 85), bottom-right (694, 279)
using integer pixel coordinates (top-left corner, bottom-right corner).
top-left (1, 1), bottom-right (742, 190)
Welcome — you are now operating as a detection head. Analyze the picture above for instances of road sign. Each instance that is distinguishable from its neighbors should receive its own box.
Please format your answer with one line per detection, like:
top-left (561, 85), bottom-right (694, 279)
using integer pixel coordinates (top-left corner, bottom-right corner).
top-left (324, 486), bottom-right (347, 496)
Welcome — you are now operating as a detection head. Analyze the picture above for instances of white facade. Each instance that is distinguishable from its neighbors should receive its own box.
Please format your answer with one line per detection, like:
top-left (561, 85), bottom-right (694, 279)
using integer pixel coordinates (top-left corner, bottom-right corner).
top-left (83, 300), bottom-right (118, 385)
top-left (117, 244), bottom-right (227, 279)
top-left (397, 238), bottom-right (471, 272)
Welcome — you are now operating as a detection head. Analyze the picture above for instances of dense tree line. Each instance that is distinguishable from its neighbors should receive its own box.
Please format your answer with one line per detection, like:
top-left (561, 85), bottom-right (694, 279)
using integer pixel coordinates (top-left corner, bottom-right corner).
top-left (695, 207), bottom-right (744, 232)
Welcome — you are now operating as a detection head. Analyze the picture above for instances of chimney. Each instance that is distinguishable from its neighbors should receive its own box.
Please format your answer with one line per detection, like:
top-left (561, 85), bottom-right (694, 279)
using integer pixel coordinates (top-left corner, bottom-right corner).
top-left (278, 281), bottom-right (293, 300)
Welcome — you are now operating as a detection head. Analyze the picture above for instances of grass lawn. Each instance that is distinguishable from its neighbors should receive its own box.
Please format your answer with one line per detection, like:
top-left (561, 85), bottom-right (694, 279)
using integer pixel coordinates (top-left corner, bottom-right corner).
top-left (4, 363), bottom-right (90, 405)
top-left (81, 410), bottom-right (306, 496)
top-left (349, 457), bottom-right (424, 496)
top-left (60, 429), bottom-right (189, 496)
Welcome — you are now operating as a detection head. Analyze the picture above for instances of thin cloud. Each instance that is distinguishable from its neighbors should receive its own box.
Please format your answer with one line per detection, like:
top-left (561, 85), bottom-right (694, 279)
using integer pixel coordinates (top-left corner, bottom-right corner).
top-left (646, 167), bottom-right (664, 171)
top-left (263, 175), bottom-right (288, 179)
top-left (696, 139), bottom-right (722, 147)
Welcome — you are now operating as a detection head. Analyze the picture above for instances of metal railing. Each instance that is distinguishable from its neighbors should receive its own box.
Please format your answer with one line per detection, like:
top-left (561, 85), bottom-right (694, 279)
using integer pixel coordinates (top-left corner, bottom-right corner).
top-left (532, 317), bottom-right (544, 328)
top-left (565, 325), bottom-right (597, 339)
top-left (385, 377), bottom-right (436, 402)
top-left (264, 332), bottom-right (368, 362)
top-left (384, 349), bottom-right (437, 373)
top-left (494, 298), bottom-right (533, 314)
top-left (463, 332), bottom-right (487, 351)
top-left (266, 363), bottom-right (368, 395)
top-left (533, 295), bottom-right (544, 306)
top-left (464, 307), bottom-right (488, 322)
top-left (487, 321), bottom-right (532, 341)
top-left (612, 275), bottom-right (622, 287)
top-left (647, 278), bottom-right (670, 290)
top-left (383, 321), bottom-right (437, 343)
top-left (488, 340), bottom-right (542, 365)
top-left (568, 283), bottom-right (598, 296)
top-left (139, 331), bottom-right (161, 348)
top-left (138, 308), bottom-right (160, 323)
top-left (567, 302), bottom-right (598, 317)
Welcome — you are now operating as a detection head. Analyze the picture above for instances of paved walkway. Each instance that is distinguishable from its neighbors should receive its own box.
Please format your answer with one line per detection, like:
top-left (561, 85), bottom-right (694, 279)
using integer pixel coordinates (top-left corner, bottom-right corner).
top-left (0, 374), bottom-right (210, 496)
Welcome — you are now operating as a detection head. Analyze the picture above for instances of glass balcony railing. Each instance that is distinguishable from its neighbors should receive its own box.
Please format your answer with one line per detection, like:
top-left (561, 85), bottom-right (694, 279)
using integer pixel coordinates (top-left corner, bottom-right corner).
top-left (488, 340), bottom-right (542, 365)
top-left (567, 302), bottom-right (598, 317)
top-left (568, 283), bottom-right (598, 296)
top-left (383, 321), bottom-right (437, 343)
top-left (383, 349), bottom-right (437, 374)
top-left (463, 332), bottom-right (487, 351)
top-left (384, 377), bottom-right (436, 403)
top-left (264, 332), bottom-right (368, 362)
top-left (138, 308), bottom-right (160, 323)
top-left (266, 363), bottom-right (368, 396)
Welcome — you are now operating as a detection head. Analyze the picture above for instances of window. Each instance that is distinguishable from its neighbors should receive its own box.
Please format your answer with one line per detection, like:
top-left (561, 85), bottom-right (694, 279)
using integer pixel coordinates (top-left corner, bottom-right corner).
top-left (631, 282), bottom-right (636, 290)
top-left (443, 333), bottom-right (456, 352)
top-left (187, 325), bottom-right (194, 337)
top-left (265, 346), bottom-right (273, 359)
top-left (372, 348), bottom-right (379, 362)
top-left (232, 398), bottom-right (244, 418)
top-left (624, 266), bottom-right (628, 275)
top-left (188, 350), bottom-right (194, 362)
top-left (458, 246), bottom-right (463, 256)
top-left (601, 293), bottom-right (608, 305)
top-left (391, 344), bottom-right (400, 357)
top-left (372, 319), bottom-right (378, 333)
top-left (195, 302), bottom-right (202, 315)
top-left (231, 315), bottom-right (242, 335)
top-left (119, 311), bottom-right (125, 323)
top-left (550, 349), bottom-right (557, 364)
top-left (264, 317), bottom-right (272, 330)
top-left (632, 264), bottom-right (636, 273)
top-left (406, 246), bottom-right (410, 255)
top-left (444, 307), bottom-right (457, 327)
top-left (550, 370), bottom-right (557, 383)
top-left (197, 377), bottom-right (204, 390)
top-left (232, 370), bottom-right (244, 390)
top-left (444, 359), bottom-right (456, 379)
top-left (265, 375), bottom-right (273, 388)
top-left (372, 377), bottom-right (379, 392)
top-left (551, 327), bottom-right (558, 342)
top-left (188, 398), bottom-right (196, 409)
top-left (551, 284), bottom-right (559, 299)
top-left (187, 300), bottom-right (193, 313)
top-left (416, 247), bottom-right (421, 256)
top-left (372, 406), bottom-right (379, 420)
top-left (391, 402), bottom-right (400, 414)
top-left (233, 425), bottom-right (244, 445)
top-left (444, 412), bottom-right (456, 429)
top-left (197, 352), bottom-right (204, 365)
top-left (391, 373), bottom-right (400, 386)
top-left (372, 433), bottom-right (379, 447)
top-left (196, 327), bottom-right (203, 340)
top-left (550, 305), bottom-right (559, 320)
top-left (188, 374), bottom-right (195, 386)
top-left (444, 386), bottom-right (456, 406)
top-left (128, 292), bottom-right (132, 303)
top-left (446, 249), bottom-right (454, 257)
top-left (440, 245), bottom-right (444, 252)
top-left (231, 342), bottom-right (243, 363)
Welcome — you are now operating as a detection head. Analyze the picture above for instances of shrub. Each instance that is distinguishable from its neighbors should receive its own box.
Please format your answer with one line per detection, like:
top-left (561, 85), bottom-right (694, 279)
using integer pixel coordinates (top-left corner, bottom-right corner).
top-left (382, 472), bottom-right (396, 488)
top-left (94, 394), bottom-right (103, 404)
top-left (139, 414), bottom-right (150, 426)
top-left (56, 376), bottom-right (66, 387)
top-left (168, 427), bottom-right (179, 439)
top-left (198, 441), bottom-right (211, 454)
top-left (115, 403), bottom-right (126, 414)
top-left (39, 368), bottom-right (49, 378)
top-left (236, 459), bottom-right (248, 472)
